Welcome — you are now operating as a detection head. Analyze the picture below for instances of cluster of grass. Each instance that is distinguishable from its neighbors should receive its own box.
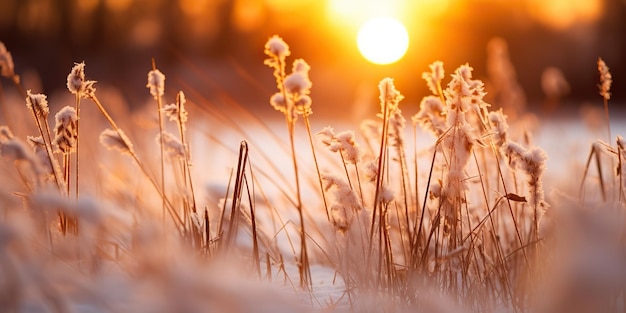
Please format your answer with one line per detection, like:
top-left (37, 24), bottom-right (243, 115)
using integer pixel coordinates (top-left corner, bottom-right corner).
top-left (0, 37), bottom-right (624, 313)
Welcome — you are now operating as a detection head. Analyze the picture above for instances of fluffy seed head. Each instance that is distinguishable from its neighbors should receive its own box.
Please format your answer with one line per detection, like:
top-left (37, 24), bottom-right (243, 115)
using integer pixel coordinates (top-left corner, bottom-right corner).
top-left (422, 61), bottom-right (445, 95)
top-left (0, 139), bottom-right (33, 162)
top-left (0, 126), bottom-right (14, 142)
top-left (414, 96), bottom-right (446, 137)
top-left (100, 128), bottom-right (134, 156)
top-left (157, 132), bottom-right (186, 160)
top-left (27, 136), bottom-right (53, 175)
top-left (295, 95), bottom-right (312, 116)
top-left (67, 62), bottom-right (86, 95)
top-left (598, 58), bottom-right (612, 101)
top-left (489, 109), bottom-right (509, 147)
top-left (0, 41), bottom-right (14, 78)
top-left (335, 130), bottom-right (361, 164)
top-left (445, 64), bottom-right (486, 113)
top-left (53, 106), bottom-right (79, 154)
top-left (269, 93), bottom-right (287, 113)
top-left (264, 35), bottom-right (291, 59)
top-left (389, 109), bottom-right (406, 147)
top-left (378, 78), bottom-right (404, 113)
top-left (284, 71), bottom-right (312, 95)
top-left (330, 205), bottom-right (350, 234)
top-left (379, 184), bottom-right (395, 204)
top-left (316, 126), bottom-right (336, 149)
top-left (292, 59), bottom-right (310, 73)
top-left (322, 172), bottom-right (362, 233)
top-left (362, 159), bottom-right (378, 182)
top-left (162, 91), bottom-right (189, 129)
top-left (26, 90), bottom-right (49, 118)
top-left (503, 142), bottom-right (547, 207)
top-left (147, 69), bottom-right (165, 99)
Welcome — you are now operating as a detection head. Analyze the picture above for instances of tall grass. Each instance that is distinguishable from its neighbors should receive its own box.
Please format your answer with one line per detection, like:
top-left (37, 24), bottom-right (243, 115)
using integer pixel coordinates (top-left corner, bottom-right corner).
top-left (0, 37), bottom-right (624, 313)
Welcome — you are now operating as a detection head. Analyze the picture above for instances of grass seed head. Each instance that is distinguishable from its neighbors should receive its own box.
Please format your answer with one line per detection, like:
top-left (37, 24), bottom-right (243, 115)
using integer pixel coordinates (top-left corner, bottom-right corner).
top-left (284, 70), bottom-right (312, 96)
top-left (156, 132), bottom-right (186, 160)
top-left (422, 60), bottom-right (445, 95)
top-left (269, 92), bottom-right (287, 114)
top-left (147, 69), bottom-right (165, 99)
top-left (488, 109), bottom-right (509, 147)
top-left (27, 135), bottom-right (53, 175)
top-left (0, 125), bottom-right (14, 142)
top-left (53, 106), bottom-right (78, 154)
top-left (378, 78), bottom-right (403, 113)
top-left (598, 58), bottom-right (612, 101)
top-left (67, 62), bottom-right (86, 95)
top-left (0, 41), bottom-right (14, 78)
top-left (25, 90), bottom-right (49, 118)
top-left (0, 138), bottom-right (34, 163)
top-left (413, 95), bottom-right (446, 137)
top-left (335, 130), bottom-right (361, 164)
top-left (264, 35), bottom-right (291, 60)
top-left (100, 128), bottom-right (134, 156)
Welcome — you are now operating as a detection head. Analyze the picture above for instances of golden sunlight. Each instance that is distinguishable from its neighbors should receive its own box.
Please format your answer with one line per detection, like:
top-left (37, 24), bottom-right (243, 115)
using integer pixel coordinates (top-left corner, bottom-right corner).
top-left (357, 17), bottom-right (409, 65)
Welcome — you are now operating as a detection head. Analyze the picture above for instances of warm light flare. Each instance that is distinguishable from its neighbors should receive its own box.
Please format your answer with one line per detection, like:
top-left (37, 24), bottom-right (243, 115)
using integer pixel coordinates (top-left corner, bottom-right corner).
top-left (527, 0), bottom-right (603, 29)
top-left (357, 17), bottom-right (409, 65)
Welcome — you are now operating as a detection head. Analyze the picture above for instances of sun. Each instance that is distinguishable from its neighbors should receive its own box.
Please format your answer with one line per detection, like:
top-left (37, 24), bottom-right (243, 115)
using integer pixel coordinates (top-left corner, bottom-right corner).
top-left (357, 17), bottom-right (409, 65)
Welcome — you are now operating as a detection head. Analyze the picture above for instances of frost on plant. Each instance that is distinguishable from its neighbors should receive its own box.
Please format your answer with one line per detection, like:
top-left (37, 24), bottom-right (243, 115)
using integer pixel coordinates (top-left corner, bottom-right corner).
top-left (323, 172), bottom-right (362, 234)
top-left (489, 109), bottom-right (509, 148)
top-left (317, 127), bottom-right (361, 165)
top-left (27, 136), bottom-right (53, 176)
top-left (598, 57), bottom-right (612, 101)
top-left (156, 132), bottom-right (186, 160)
top-left (53, 106), bottom-right (78, 154)
top-left (264, 35), bottom-right (291, 60)
top-left (503, 141), bottom-right (548, 210)
top-left (378, 78), bottom-right (403, 114)
top-left (413, 96), bottom-right (446, 137)
top-left (67, 62), bottom-right (86, 94)
top-left (0, 41), bottom-right (14, 78)
top-left (422, 60), bottom-right (444, 96)
top-left (0, 125), bottom-right (14, 141)
top-left (0, 138), bottom-right (35, 163)
top-left (264, 37), bottom-right (313, 121)
top-left (162, 91), bottom-right (189, 127)
top-left (66, 62), bottom-right (97, 98)
top-left (25, 90), bottom-right (49, 118)
top-left (147, 69), bottom-right (165, 99)
top-left (100, 128), bottom-right (134, 156)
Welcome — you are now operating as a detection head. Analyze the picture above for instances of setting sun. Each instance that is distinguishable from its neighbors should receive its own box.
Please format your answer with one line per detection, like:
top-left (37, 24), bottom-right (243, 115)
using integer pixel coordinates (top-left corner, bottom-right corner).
top-left (357, 17), bottom-right (409, 65)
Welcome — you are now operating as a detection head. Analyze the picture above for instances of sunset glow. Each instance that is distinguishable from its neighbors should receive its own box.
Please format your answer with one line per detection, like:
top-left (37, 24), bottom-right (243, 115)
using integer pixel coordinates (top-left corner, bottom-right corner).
top-left (357, 17), bottom-right (409, 65)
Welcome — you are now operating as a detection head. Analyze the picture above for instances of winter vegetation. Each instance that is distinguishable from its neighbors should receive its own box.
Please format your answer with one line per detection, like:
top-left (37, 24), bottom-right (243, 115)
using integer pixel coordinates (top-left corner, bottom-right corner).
top-left (0, 34), bottom-right (625, 313)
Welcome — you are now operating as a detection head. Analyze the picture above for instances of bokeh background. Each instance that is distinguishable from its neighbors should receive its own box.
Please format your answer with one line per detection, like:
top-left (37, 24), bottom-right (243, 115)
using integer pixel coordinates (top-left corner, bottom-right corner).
top-left (0, 0), bottom-right (624, 120)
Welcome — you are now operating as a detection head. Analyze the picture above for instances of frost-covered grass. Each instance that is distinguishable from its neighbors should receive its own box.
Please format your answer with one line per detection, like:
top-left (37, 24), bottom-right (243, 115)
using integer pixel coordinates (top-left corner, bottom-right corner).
top-left (0, 38), bottom-right (625, 313)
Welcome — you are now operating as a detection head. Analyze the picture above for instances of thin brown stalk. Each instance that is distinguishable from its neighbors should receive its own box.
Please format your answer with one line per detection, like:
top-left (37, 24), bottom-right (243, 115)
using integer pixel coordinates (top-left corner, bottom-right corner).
top-left (74, 93), bottom-right (80, 202)
top-left (594, 146), bottom-right (607, 202)
top-left (603, 97), bottom-right (611, 143)
top-left (226, 142), bottom-right (248, 248)
top-left (204, 207), bottom-right (211, 257)
top-left (244, 167), bottom-right (261, 278)
top-left (471, 152), bottom-right (517, 308)
top-left (339, 152), bottom-right (353, 190)
top-left (353, 163), bottom-right (364, 207)
top-left (28, 107), bottom-right (65, 193)
top-left (490, 141), bottom-right (530, 272)
top-left (303, 114), bottom-right (330, 220)
top-left (88, 94), bottom-right (185, 232)
top-left (368, 93), bottom-right (390, 262)
top-left (0, 83), bottom-right (13, 130)
top-left (217, 168), bottom-right (235, 248)
top-left (152, 59), bottom-right (167, 226)
top-left (286, 116), bottom-right (311, 289)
